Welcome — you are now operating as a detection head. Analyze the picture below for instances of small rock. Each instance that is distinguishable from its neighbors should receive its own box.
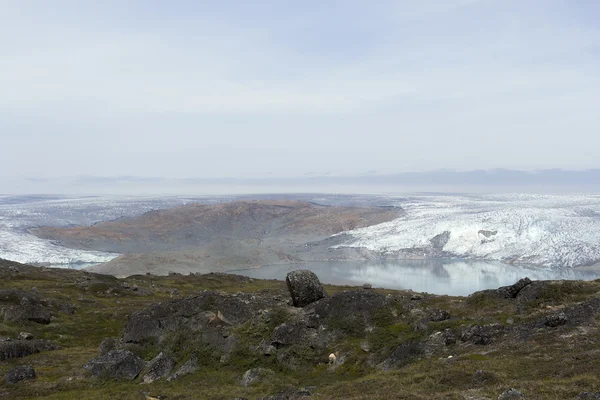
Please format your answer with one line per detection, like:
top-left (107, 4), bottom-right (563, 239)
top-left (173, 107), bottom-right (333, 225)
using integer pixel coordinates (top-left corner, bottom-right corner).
top-left (167, 355), bottom-right (198, 381)
top-left (471, 370), bottom-right (498, 388)
top-left (576, 393), bottom-right (600, 400)
top-left (362, 283), bottom-right (372, 290)
top-left (498, 389), bottom-right (525, 399)
top-left (143, 352), bottom-right (175, 383)
top-left (286, 270), bottom-right (326, 307)
top-left (99, 337), bottom-right (120, 355)
top-left (18, 332), bottom-right (34, 341)
top-left (545, 311), bottom-right (568, 327)
top-left (60, 303), bottom-right (76, 315)
top-left (240, 367), bottom-right (274, 387)
top-left (429, 309), bottom-right (451, 322)
top-left (4, 365), bottom-right (35, 384)
top-left (411, 294), bottom-right (423, 300)
top-left (360, 339), bottom-right (371, 352)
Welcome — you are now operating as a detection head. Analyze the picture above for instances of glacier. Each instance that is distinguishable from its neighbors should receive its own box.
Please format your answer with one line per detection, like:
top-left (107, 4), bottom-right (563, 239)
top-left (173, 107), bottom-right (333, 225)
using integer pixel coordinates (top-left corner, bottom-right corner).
top-left (0, 195), bottom-right (207, 266)
top-left (334, 194), bottom-right (600, 268)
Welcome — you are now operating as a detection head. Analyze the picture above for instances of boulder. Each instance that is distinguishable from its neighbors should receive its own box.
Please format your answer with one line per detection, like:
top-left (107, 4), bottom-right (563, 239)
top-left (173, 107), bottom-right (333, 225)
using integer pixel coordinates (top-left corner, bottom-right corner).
top-left (167, 355), bottom-right (198, 381)
top-left (83, 350), bottom-right (145, 380)
top-left (498, 389), bottom-right (525, 399)
top-left (286, 270), bottom-right (326, 307)
top-left (3, 298), bottom-right (52, 325)
top-left (429, 309), bottom-right (451, 322)
top-left (240, 367), bottom-right (275, 387)
top-left (379, 341), bottom-right (424, 370)
top-left (497, 278), bottom-right (532, 298)
top-left (545, 311), bottom-right (568, 327)
top-left (0, 339), bottom-right (59, 361)
top-left (4, 365), bottom-right (35, 384)
top-left (461, 324), bottom-right (506, 345)
top-left (142, 352), bottom-right (175, 383)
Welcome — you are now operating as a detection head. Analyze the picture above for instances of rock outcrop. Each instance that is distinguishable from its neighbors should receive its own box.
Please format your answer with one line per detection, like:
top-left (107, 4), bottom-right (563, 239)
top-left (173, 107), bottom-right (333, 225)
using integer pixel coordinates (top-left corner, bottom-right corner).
top-left (83, 350), bottom-right (145, 380)
top-left (0, 339), bottom-right (60, 361)
top-left (142, 352), bottom-right (175, 383)
top-left (4, 365), bottom-right (36, 384)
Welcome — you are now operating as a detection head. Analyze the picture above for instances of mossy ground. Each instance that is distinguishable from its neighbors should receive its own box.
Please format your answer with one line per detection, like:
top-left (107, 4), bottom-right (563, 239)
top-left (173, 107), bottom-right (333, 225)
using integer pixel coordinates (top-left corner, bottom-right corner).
top-left (2, 261), bottom-right (600, 399)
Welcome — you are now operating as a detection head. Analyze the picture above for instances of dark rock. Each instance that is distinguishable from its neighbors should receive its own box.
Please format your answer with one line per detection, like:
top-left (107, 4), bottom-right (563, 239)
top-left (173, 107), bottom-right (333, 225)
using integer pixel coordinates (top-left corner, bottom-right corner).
top-left (286, 270), bottom-right (326, 307)
top-left (60, 303), bottom-right (75, 315)
top-left (123, 291), bottom-right (276, 344)
top-left (515, 280), bottom-right (578, 313)
top-left (362, 283), bottom-right (372, 290)
top-left (142, 352), bottom-right (175, 383)
top-left (413, 318), bottom-right (429, 333)
top-left (429, 231), bottom-right (450, 250)
top-left (240, 367), bottom-right (275, 386)
top-left (461, 324), bottom-right (506, 345)
top-left (0, 339), bottom-right (60, 361)
top-left (471, 370), bottom-right (499, 388)
top-left (429, 309), bottom-right (451, 322)
top-left (99, 337), bottom-right (120, 355)
top-left (576, 393), bottom-right (600, 400)
top-left (167, 355), bottom-right (198, 381)
top-left (379, 341), bottom-right (424, 370)
top-left (545, 311), bottom-right (568, 327)
top-left (307, 290), bottom-right (390, 333)
top-left (271, 321), bottom-right (311, 349)
top-left (442, 328), bottom-right (457, 345)
top-left (3, 299), bottom-right (52, 325)
top-left (4, 365), bottom-right (35, 384)
top-left (498, 389), bottom-right (525, 399)
top-left (497, 278), bottom-right (532, 298)
top-left (83, 349), bottom-right (145, 380)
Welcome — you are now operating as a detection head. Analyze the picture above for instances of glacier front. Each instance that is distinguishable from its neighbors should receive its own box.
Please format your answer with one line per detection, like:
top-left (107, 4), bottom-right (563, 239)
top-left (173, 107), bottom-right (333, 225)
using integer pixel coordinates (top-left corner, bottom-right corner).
top-left (334, 194), bottom-right (600, 268)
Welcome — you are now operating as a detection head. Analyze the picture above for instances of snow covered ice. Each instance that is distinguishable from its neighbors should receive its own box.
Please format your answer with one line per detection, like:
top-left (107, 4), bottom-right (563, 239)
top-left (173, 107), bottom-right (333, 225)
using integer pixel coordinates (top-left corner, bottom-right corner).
top-left (334, 194), bottom-right (600, 268)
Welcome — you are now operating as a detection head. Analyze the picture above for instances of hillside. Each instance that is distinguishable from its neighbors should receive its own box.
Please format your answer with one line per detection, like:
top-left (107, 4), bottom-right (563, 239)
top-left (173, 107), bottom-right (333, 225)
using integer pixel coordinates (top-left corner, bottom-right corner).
top-left (31, 200), bottom-right (400, 276)
top-left (2, 258), bottom-right (600, 399)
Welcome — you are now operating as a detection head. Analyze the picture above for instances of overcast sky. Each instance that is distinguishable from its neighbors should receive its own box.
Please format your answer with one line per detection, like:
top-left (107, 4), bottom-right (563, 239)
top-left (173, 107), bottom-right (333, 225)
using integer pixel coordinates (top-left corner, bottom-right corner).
top-left (1, 0), bottom-right (599, 183)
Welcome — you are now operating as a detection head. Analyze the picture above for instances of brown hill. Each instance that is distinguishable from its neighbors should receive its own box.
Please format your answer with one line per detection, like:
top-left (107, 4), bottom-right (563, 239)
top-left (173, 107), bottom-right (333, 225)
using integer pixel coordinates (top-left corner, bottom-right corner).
top-left (32, 200), bottom-right (401, 276)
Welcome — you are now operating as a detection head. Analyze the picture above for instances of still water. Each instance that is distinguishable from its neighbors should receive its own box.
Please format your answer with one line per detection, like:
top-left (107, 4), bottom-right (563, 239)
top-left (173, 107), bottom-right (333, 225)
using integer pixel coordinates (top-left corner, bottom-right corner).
top-left (233, 260), bottom-right (600, 296)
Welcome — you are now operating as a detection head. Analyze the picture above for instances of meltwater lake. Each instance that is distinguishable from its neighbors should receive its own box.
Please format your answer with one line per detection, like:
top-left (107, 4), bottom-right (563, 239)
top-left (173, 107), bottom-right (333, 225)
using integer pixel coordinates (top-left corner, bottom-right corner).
top-left (234, 259), bottom-right (600, 296)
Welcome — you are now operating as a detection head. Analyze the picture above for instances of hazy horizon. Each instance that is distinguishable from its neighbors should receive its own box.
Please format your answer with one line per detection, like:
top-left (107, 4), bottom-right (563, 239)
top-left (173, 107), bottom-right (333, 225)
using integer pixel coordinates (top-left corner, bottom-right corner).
top-left (2, 0), bottom-right (600, 187)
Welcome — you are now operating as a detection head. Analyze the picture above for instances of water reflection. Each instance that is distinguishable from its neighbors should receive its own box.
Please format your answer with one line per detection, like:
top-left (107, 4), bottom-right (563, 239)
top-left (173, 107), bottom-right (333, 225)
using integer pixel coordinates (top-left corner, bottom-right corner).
top-left (233, 260), bottom-right (600, 296)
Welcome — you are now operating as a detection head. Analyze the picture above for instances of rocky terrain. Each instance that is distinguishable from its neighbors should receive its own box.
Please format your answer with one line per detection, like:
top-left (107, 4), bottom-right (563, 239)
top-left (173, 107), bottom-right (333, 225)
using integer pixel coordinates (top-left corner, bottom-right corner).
top-left (32, 200), bottom-right (400, 276)
top-left (2, 258), bottom-right (600, 399)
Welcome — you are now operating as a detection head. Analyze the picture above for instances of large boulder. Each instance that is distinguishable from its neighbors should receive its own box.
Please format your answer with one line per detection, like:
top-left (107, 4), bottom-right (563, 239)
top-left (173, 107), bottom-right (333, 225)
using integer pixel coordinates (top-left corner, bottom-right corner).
top-left (286, 270), bottom-right (326, 307)
top-left (83, 350), bottom-right (145, 380)
top-left (142, 352), bottom-right (175, 383)
top-left (4, 365), bottom-right (36, 384)
top-left (0, 339), bottom-right (59, 361)
top-left (3, 297), bottom-right (52, 325)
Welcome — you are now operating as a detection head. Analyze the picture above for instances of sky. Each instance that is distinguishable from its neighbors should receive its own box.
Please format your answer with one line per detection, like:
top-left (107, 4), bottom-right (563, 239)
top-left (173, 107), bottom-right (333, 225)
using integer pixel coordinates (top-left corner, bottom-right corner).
top-left (1, 0), bottom-right (600, 187)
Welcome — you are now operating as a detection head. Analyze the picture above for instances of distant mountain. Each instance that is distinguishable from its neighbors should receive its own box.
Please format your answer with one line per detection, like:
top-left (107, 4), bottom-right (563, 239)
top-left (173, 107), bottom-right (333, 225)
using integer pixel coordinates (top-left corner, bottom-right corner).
top-left (7, 169), bottom-right (600, 195)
